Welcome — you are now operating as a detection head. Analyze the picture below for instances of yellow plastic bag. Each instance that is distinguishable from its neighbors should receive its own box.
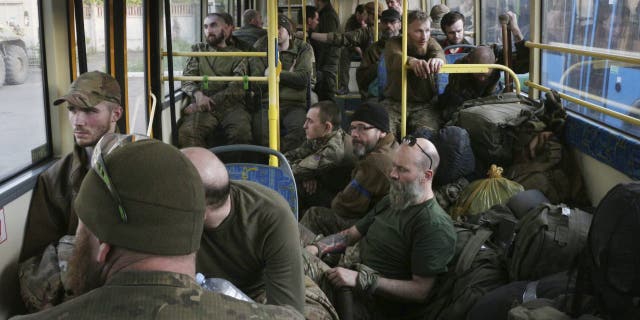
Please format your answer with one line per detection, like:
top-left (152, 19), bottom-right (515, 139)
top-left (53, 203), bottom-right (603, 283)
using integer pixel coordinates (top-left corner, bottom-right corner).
top-left (451, 165), bottom-right (524, 220)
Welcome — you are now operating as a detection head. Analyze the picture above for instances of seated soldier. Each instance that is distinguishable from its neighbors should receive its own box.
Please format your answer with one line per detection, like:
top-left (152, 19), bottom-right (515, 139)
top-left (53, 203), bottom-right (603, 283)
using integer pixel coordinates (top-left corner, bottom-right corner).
top-left (253, 15), bottom-right (316, 152)
top-left (182, 148), bottom-right (338, 320)
top-left (356, 9), bottom-right (402, 100)
top-left (178, 13), bottom-right (253, 148)
top-left (438, 11), bottom-right (475, 54)
top-left (338, 4), bottom-right (368, 95)
top-left (285, 101), bottom-right (354, 211)
top-left (386, 0), bottom-right (402, 13)
top-left (302, 137), bottom-right (456, 320)
top-left (10, 138), bottom-right (303, 319)
top-left (232, 9), bottom-right (267, 46)
top-left (382, 10), bottom-right (446, 136)
top-left (429, 4), bottom-right (450, 42)
top-left (301, 102), bottom-right (398, 236)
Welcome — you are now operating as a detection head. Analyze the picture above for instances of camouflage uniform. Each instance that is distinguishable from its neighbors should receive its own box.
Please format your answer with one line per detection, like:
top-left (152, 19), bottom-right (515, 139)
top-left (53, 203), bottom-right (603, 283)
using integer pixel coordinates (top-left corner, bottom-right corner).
top-left (338, 16), bottom-right (366, 93)
top-left (382, 37), bottom-right (446, 136)
top-left (313, 3), bottom-right (340, 101)
top-left (300, 134), bottom-right (398, 235)
top-left (232, 25), bottom-right (267, 47)
top-left (285, 129), bottom-right (355, 210)
top-left (9, 271), bottom-right (304, 320)
top-left (356, 39), bottom-right (386, 99)
top-left (253, 36), bottom-right (316, 152)
top-left (178, 42), bottom-right (252, 148)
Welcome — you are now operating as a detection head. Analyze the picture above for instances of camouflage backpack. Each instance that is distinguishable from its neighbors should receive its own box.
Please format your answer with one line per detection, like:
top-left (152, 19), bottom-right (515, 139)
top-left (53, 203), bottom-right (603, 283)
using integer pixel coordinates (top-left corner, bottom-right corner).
top-left (509, 203), bottom-right (592, 281)
top-left (425, 224), bottom-right (510, 320)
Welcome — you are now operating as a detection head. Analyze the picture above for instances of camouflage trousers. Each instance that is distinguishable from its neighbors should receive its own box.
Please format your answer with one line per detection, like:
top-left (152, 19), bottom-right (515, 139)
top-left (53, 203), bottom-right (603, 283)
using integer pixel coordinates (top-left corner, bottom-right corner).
top-left (253, 275), bottom-right (339, 320)
top-left (379, 99), bottom-right (443, 138)
top-left (177, 108), bottom-right (253, 148)
top-left (300, 206), bottom-right (360, 236)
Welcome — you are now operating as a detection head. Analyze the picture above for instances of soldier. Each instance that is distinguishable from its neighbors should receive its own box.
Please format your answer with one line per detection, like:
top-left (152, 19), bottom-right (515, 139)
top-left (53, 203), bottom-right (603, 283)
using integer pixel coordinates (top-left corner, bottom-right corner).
top-left (303, 137), bottom-right (456, 320)
top-left (182, 147), bottom-right (338, 320)
top-left (232, 9), bottom-right (267, 46)
top-left (382, 10), bottom-right (445, 137)
top-left (386, 0), bottom-right (402, 13)
top-left (429, 4), bottom-right (450, 42)
top-left (300, 102), bottom-right (398, 236)
top-left (11, 139), bottom-right (303, 319)
top-left (253, 15), bottom-right (316, 152)
top-left (356, 9), bottom-right (402, 100)
top-left (438, 11), bottom-right (475, 54)
top-left (313, 0), bottom-right (340, 101)
top-left (285, 101), bottom-right (354, 211)
top-left (338, 4), bottom-right (368, 95)
top-left (177, 13), bottom-right (253, 148)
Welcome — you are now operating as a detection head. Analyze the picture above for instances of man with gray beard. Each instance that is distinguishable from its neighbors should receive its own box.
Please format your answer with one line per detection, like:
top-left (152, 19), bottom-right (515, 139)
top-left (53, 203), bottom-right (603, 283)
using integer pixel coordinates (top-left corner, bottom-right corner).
top-left (300, 102), bottom-right (398, 236)
top-left (302, 136), bottom-right (456, 319)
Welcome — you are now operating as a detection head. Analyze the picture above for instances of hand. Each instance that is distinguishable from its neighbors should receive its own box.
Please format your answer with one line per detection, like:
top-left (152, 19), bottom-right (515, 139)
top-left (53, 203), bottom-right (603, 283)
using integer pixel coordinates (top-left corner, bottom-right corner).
top-left (325, 267), bottom-right (357, 288)
top-left (193, 91), bottom-right (215, 112)
top-left (303, 179), bottom-right (318, 195)
top-left (505, 11), bottom-right (523, 41)
top-left (305, 245), bottom-right (320, 256)
top-left (425, 58), bottom-right (444, 74)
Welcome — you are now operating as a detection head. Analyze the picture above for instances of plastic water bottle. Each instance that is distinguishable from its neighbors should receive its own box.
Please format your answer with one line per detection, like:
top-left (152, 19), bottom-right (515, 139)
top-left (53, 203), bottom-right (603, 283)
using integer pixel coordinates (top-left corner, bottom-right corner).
top-left (195, 273), bottom-right (255, 303)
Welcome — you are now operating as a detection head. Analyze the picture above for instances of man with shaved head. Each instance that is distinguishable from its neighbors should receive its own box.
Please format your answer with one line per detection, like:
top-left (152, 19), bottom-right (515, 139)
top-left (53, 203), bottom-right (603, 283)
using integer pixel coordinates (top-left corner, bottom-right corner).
top-left (182, 148), bottom-right (339, 320)
top-left (303, 137), bottom-right (456, 319)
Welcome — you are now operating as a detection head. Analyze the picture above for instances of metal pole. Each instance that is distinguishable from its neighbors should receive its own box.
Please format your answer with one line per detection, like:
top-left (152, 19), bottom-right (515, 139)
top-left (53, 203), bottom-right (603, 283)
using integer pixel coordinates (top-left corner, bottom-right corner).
top-left (163, 0), bottom-right (178, 144)
top-left (268, 0), bottom-right (280, 165)
top-left (401, 0), bottom-right (408, 138)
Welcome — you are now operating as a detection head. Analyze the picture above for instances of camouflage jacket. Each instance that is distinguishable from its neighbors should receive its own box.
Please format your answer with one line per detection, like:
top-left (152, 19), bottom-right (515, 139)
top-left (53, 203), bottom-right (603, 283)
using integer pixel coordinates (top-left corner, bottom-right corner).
top-left (325, 26), bottom-right (374, 52)
top-left (384, 37), bottom-right (446, 103)
top-left (181, 42), bottom-right (248, 111)
top-left (331, 133), bottom-right (398, 219)
top-left (314, 3), bottom-right (340, 71)
top-left (10, 271), bottom-right (304, 320)
top-left (232, 25), bottom-right (267, 47)
top-left (356, 38), bottom-right (387, 99)
top-left (254, 37), bottom-right (316, 104)
top-left (19, 145), bottom-right (87, 262)
top-left (285, 129), bottom-right (352, 180)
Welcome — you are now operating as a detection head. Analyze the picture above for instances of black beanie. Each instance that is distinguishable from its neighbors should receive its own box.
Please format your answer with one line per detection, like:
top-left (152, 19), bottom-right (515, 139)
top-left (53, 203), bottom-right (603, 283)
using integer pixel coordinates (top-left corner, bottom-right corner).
top-left (350, 102), bottom-right (390, 133)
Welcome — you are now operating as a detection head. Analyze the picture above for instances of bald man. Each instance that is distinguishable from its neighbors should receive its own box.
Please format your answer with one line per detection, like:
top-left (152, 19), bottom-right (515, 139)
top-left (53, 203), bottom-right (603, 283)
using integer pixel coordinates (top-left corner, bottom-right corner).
top-left (182, 148), bottom-right (339, 320)
top-left (303, 137), bottom-right (456, 320)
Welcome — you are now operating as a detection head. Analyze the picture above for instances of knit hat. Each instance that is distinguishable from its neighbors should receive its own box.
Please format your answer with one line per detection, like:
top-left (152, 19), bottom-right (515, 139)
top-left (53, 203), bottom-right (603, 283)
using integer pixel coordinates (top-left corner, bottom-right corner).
top-left (351, 102), bottom-right (390, 133)
top-left (380, 9), bottom-right (401, 22)
top-left (54, 71), bottom-right (121, 108)
top-left (74, 139), bottom-right (205, 256)
top-left (278, 14), bottom-right (293, 36)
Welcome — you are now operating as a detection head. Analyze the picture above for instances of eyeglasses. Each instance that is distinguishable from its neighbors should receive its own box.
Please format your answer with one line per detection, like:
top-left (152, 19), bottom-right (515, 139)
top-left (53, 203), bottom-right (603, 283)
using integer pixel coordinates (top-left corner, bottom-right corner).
top-left (402, 135), bottom-right (433, 170)
top-left (349, 124), bottom-right (376, 133)
top-left (91, 133), bottom-right (150, 223)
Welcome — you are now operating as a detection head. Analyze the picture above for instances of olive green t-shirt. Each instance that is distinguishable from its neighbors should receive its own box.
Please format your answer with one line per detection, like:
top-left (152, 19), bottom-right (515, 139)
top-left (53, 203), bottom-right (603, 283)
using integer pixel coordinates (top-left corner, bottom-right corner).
top-left (196, 181), bottom-right (305, 314)
top-left (355, 196), bottom-right (456, 279)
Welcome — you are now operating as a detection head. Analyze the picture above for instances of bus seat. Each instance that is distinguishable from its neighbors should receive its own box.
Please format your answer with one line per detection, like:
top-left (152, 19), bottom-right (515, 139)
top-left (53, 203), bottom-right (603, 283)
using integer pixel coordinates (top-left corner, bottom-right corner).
top-left (210, 145), bottom-right (299, 220)
top-left (438, 45), bottom-right (476, 94)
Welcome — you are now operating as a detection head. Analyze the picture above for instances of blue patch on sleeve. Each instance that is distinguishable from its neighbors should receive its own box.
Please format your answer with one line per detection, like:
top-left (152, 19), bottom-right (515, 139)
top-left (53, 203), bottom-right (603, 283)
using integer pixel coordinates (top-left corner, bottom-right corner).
top-left (349, 179), bottom-right (372, 199)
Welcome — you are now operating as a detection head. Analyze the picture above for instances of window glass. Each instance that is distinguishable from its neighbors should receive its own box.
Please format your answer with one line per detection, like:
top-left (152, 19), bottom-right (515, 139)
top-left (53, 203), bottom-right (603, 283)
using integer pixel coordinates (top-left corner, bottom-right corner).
top-left (541, 0), bottom-right (640, 137)
top-left (126, 0), bottom-right (146, 134)
top-left (0, 0), bottom-right (49, 182)
top-left (83, 1), bottom-right (107, 72)
top-left (479, 0), bottom-right (530, 44)
top-left (163, 1), bottom-right (200, 99)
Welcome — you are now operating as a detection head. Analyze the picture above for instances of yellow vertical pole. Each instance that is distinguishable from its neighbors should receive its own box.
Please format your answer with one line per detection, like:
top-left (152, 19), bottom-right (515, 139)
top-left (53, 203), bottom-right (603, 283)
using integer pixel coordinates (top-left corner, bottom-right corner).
top-left (287, 0), bottom-right (291, 19)
top-left (302, 0), bottom-right (307, 41)
top-left (374, 0), bottom-right (379, 41)
top-left (268, 0), bottom-right (280, 166)
top-left (401, 0), bottom-right (408, 138)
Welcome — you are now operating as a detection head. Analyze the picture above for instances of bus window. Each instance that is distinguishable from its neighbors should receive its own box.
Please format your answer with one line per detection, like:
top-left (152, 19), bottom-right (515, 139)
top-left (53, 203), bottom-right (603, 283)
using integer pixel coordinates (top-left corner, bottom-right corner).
top-left (0, 0), bottom-right (49, 182)
top-left (126, 1), bottom-right (146, 134)
top-left (479, 0), bottom-right (530, 44)
top-left (80, 1), bottom-right (107, 72)
top-left (541, 0), bottom-right (640, 137)
top-left (163, 1), bottom-right (201, 100)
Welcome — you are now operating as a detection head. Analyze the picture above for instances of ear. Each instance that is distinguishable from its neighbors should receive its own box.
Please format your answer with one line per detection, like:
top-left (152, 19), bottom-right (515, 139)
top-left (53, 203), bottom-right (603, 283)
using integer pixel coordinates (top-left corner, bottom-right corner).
top-left (325, 121), bottom-right (333, 133)
top-left (111, 106), bottom-right (123, 122)
top-left (424, 168), bottom-right (434, 181)
top-left (96, 242), bottom-right (112, 264)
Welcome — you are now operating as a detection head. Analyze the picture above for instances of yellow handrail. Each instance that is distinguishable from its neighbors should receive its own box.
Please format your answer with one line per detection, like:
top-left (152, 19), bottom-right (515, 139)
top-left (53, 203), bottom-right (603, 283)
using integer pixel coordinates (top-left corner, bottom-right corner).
top-left (268, 0), bottom-right (279, 166)
top-left (525, 81), bottom-right (640, 127)
top-left (374, 0), bottom-right (378, 42)
top-left (400, 0), bottom-right (408, 138)
top-left (161, 76), bottom-right (268, 82)
top-left (438, 63), bottom-right (522, 94)
top-left (162, 51), bottom-right (267, 57)
top-left (525, 42), bottom-right (640, 65)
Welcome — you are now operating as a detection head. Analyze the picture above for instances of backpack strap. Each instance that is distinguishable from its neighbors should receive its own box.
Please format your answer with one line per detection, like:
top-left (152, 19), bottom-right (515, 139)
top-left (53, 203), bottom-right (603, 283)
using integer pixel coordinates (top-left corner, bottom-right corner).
top-left (455, 228), bottom-right (493, 274)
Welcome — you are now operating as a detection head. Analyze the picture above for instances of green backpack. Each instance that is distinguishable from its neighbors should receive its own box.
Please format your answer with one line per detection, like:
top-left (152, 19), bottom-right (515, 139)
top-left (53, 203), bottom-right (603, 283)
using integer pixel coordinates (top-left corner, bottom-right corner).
top-left (425, 225), bottom-right (510, 320)
top-left (509, 203), bottom-right (592, 281)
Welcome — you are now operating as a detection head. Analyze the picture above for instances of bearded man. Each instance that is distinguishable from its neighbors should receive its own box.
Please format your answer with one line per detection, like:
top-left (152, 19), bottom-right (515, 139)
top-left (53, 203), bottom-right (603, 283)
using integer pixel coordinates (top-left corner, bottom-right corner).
top-left (302, 137), bottom-right (456, 320)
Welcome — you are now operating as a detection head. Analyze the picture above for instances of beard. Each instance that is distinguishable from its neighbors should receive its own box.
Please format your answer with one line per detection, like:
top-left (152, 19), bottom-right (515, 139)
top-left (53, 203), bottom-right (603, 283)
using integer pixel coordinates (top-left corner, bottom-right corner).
top-left (206, 32), bottom-right (225, 47)
top-left (389, 178), bottom-right (423, 210)
top-left (352, 139), bottom-right (374, 158)
top-left (67, 227), bottom-right (105, 296)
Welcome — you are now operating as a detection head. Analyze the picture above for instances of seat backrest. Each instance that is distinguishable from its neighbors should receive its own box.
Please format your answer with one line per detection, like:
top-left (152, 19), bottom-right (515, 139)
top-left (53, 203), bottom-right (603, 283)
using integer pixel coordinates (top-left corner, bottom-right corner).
top-left (210, 145), bottom-right (299, 220)
top-left (377, 54), bottom-right (387, 99)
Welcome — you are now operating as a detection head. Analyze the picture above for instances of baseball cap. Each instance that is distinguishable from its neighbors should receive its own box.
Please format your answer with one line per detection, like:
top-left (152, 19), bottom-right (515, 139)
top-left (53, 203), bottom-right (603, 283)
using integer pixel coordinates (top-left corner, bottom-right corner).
top-left (54, 71), bottom-right (121, 108)
top-left (380, 9), bottom-right (401, 22)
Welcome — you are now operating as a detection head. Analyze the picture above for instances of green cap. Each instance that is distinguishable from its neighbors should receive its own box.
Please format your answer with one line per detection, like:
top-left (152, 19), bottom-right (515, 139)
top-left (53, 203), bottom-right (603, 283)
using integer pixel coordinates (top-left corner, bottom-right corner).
top-left (54, 71), bottom-right (121, 108)
top-left (74, 140), bottom-right (205, 256)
